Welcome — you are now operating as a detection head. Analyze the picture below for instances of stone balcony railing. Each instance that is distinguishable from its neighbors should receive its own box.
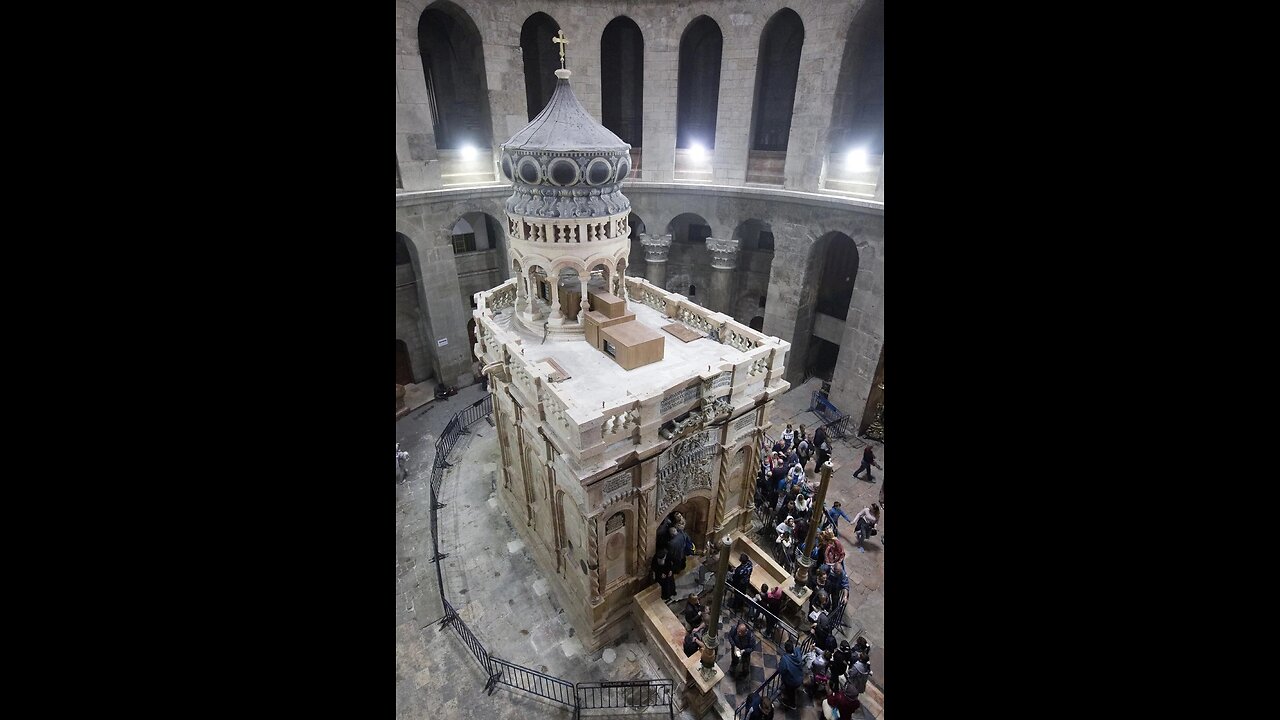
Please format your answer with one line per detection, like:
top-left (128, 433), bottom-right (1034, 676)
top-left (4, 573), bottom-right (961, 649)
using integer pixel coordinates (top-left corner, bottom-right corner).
top-left (472, 277), bottom-right (790, 467)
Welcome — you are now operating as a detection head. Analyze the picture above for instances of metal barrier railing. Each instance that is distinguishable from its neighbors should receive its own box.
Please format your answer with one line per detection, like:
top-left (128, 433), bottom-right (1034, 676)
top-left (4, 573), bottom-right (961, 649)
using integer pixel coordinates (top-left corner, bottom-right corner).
top-left (735, 668), bottom-right (784, 720)
top-left (420, 392), bottom-right (673, 718)
top-left (576, 680), bottom-right (674, 718)
top-left (490, 656), bottom-right (576, 706)
top-left (439, 597), bottom-right (500, 692)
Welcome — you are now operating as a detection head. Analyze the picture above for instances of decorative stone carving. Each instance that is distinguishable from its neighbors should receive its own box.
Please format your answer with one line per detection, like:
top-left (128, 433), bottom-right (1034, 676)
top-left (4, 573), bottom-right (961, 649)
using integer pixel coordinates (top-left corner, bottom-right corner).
top-left (640, 233), bottom-right (672, 263)
top-left (660, 386), bottom-right (699, 415)
top-left (707, 237), bottom-right (740, 270)
top-left (655, 430), bottom-right (714, 518)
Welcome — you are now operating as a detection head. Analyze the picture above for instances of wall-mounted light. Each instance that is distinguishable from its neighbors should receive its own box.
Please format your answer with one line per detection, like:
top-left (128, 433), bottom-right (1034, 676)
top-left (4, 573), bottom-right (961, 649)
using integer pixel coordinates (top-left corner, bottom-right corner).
top-left (845, 147), bottom-right (869, 172)
top-left (461, 145), bottom-right (478, 161)
top-left (690, 143), bottom-right (707, 162)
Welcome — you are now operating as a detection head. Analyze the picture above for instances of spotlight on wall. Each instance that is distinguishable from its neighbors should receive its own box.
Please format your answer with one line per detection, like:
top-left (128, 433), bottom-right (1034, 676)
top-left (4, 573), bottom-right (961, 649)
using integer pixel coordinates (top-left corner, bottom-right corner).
top-left (461, 145), bottom-right (478, 161)
top-left (690, 143), bottom-right (706, 162)
top-left (845, 147), bottom-right (870, 172)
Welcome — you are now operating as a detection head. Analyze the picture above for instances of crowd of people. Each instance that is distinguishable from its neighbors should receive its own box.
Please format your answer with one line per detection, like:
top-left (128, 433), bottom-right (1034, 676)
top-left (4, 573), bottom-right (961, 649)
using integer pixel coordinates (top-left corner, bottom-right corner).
top-left (650, 418), bottom-right (882, 717)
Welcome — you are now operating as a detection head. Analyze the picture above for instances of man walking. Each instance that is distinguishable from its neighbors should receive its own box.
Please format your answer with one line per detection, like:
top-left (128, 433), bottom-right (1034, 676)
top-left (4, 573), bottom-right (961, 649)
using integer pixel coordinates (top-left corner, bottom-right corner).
top-left (823, 501), bottom-right (855, 536)
top-left (852, 444), bottom-right (881, 482)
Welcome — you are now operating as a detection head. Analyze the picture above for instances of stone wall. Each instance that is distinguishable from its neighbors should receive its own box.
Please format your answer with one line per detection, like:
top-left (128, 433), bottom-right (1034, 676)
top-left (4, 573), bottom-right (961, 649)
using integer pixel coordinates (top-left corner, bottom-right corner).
top-left (402, 181), bottom-right (884, 423)
top-left (396, 0), bottom-right (881, 198)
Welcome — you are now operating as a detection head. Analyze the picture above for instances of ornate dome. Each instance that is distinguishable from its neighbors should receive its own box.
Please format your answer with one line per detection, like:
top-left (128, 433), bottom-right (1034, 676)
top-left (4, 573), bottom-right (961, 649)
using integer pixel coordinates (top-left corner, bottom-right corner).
top-left (500, 69), bottom-right (633, 219)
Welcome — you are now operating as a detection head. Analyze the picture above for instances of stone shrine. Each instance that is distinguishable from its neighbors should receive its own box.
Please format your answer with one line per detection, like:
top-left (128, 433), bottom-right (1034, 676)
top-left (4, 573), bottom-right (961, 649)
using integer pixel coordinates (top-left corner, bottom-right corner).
top-left (472, 61), bottom-right (791, 652)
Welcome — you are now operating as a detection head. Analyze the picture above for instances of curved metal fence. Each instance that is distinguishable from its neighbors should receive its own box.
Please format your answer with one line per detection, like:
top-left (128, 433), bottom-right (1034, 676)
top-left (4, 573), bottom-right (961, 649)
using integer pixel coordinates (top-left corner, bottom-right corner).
top-left (421, 393), bottom-right (672, 719)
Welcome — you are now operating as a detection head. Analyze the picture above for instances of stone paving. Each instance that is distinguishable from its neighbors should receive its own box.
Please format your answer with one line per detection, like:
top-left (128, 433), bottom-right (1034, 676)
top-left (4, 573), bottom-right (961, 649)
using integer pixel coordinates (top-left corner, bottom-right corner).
top-left (396, 379), bottom-right (883, 719)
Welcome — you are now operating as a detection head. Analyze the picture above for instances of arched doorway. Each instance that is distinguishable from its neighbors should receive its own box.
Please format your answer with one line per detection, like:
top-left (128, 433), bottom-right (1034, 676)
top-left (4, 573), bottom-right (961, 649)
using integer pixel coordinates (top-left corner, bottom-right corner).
top-left (660, 495), bottom-right (711, 556)
top-left (396, 339), bottom-right (414, 386)
top-left (824, 0), bottom-right (884, 196)
top-left (602, 15), bottom-right (644, 174)
top-left (805, 231), bottom-right (859, 381)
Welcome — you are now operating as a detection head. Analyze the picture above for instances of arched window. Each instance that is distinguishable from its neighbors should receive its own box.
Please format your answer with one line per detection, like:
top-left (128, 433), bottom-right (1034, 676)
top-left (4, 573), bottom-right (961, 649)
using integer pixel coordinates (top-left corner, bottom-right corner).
top-left (830, 0), bottom-right (884, 155)
top-left (689, 285), bottom-right (697, 297)
top-left (676, 17), bottom-right (723, 149)
top-left (749, 9), bottom-right (805, 152)
top-left (521, 13), bottom-right (562, 121)
top-left (601, 17), bottom-right (644, 147)
top-left (418, 5), bottom-right (492, 150)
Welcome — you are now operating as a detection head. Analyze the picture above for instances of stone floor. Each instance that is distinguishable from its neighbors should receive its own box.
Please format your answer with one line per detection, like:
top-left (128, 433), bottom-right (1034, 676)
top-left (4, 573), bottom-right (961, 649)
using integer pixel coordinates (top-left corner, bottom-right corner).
top-left (397, 383), bottom-right (685, 720)
top-left (396, 378), bottom-right (884, 720)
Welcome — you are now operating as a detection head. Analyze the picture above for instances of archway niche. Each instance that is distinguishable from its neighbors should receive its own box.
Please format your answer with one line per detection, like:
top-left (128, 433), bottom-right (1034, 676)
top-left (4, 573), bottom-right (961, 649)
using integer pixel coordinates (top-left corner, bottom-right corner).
top-left (395, 232), bottom-right (435, 385)
top-left (731, 219), bottom-right (776, 323)
top-left (676, 17), bottom-right (722, 149)
top-left (800, 231), bottom-right (860, 382)
top-left (555, 266), bottom-right (584, 322)
top-left (675, 16), bottom-right (722, 181)
top-left (824, 0), bottom-right (884, 196)
top-left (663, 213), bottom-right (712, 297)
top-left (521, 13), bottom-right (561, 121)
top-left (746, 9), bottom-right (805, 185)
top-left (602, 16), bottom-right (644, 179)
top-left (417, 3), bottom-right (493, 150)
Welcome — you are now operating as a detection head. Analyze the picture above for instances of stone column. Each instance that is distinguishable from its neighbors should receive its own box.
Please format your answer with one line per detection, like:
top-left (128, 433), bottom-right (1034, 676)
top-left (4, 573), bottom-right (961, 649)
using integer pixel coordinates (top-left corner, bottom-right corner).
top-left (579, 277), bottom-right (590, 320)
top-left (549, 277), bottom-right (563, 321)
top-left (702, 534), bottom-right (734, 664)
top-left (641, 233), bottom-right (672, 291)
top-left (526, 272), bottom-right (538, 316)
top-left (792, 459), bottom-right (832, 598)
top-left (706, 237), bottom-right (740, 316)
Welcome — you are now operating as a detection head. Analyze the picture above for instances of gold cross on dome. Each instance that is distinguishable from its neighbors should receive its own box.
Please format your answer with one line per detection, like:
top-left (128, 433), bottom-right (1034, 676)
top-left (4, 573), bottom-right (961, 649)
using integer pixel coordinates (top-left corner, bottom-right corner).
top-left (553, 29), bottom-right (568, 68)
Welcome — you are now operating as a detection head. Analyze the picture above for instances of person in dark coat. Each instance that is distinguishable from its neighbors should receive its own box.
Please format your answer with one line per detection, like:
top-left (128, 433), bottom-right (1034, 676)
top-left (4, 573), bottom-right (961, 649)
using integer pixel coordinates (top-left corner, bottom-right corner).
top-left (726, 622), bottom-right (757, 678)
top-left (746, 695), bottom-right (774, 720)
top-left (852, 445), bottom-right (880, 482)
top-left (777, 641), bottom-right (805, 709)
top-left (683, 593), bottom-right (705, 630)
top-left (729, 553), bottom-right (754, 609)
top-left (667, 526), bottom-right (689, 574)
top-left (652, 547), bottom-right (676, 601)
top-left (828, 645), bottom-right (850, 694)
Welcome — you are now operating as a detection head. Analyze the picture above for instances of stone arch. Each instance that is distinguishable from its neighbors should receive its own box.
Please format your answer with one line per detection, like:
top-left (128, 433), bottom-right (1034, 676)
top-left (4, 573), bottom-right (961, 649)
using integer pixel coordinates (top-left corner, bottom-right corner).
top-left (749, 8), bottom-right (805, 152)
top-left (601, 16), bottom-right (644, 148)
top-left (828, 0), bottom-right (884, 155)
top-left (395, 231), bottom-right (438, 383)
top-left (730, 218), bottom-right (776, 323)
top-left (417, 1), bottom-right (493, 150)
top-left (521, 12), bottom-right (561, 121)
top-left (676, 16), bottom-right (723, 149)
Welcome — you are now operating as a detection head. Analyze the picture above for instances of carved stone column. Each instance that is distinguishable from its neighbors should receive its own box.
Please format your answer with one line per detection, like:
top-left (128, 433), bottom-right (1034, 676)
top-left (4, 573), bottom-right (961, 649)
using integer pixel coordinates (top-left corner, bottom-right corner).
top-left (579, 276), bottom-right (590, 320)
top-left (714, 443), bottom-right (732, 533)
top-left (526, 271), bottom-right (538, 316)
top-left (635, 493), bottom-right (649, 575)
top-left (589, 515), bottom-right (603, 604)
top-left (641, 233), bottom-right (672, 291)
top-left (706, 237), bottom-right (740, 316)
